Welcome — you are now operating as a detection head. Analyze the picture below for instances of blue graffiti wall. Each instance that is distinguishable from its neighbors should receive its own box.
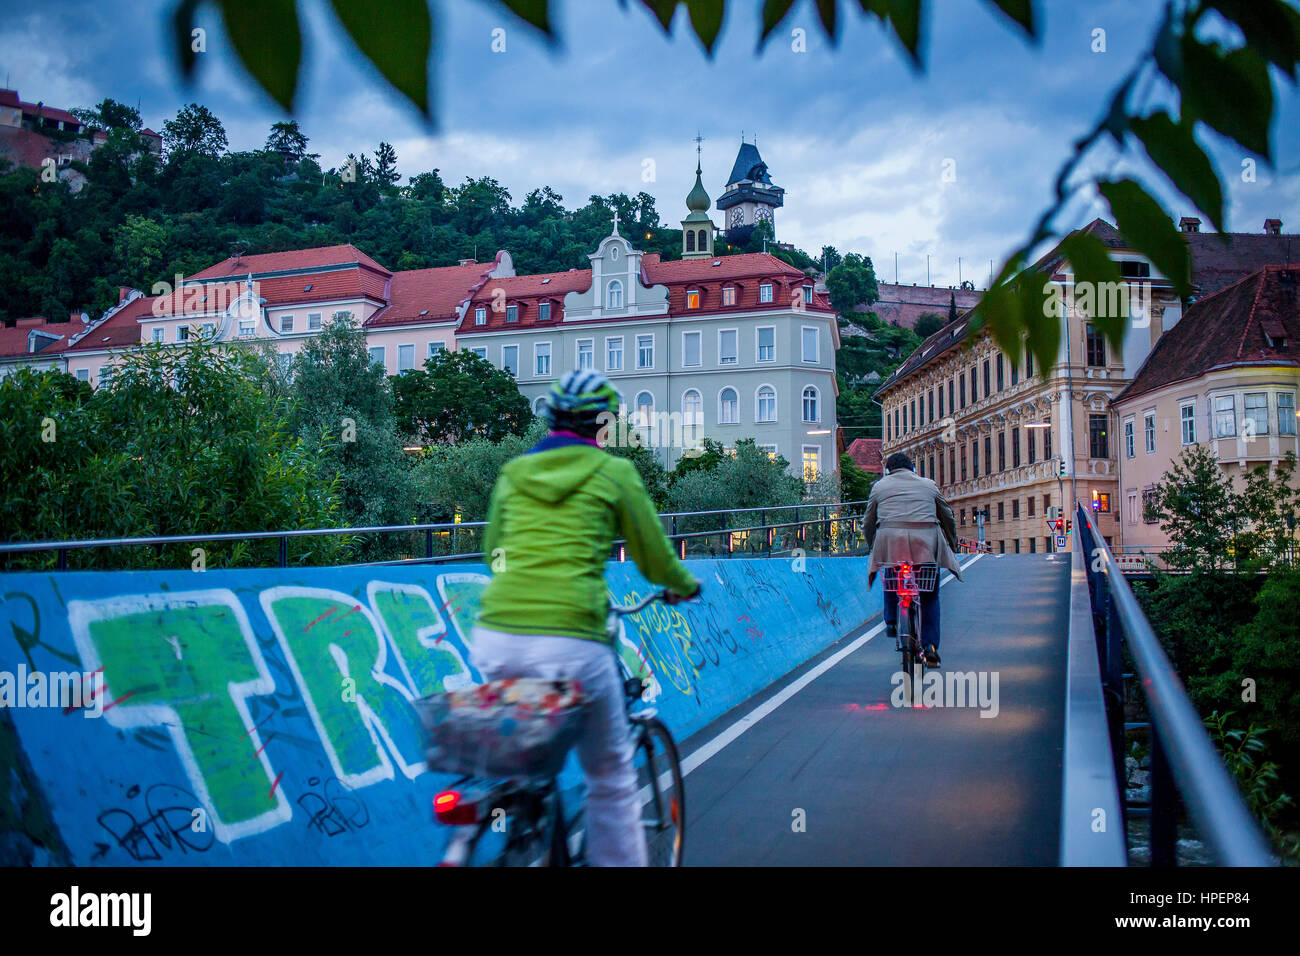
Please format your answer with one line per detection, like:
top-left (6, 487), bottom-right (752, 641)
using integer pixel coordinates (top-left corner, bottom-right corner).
top-left (0, 556), bottom-right (879, 865)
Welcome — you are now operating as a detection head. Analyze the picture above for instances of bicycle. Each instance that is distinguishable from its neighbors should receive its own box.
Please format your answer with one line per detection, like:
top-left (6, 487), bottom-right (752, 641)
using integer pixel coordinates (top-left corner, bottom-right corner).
top-left (425, 589), bottom-right (688, 866)
top-left (881, 562), bottom-right (938, 707)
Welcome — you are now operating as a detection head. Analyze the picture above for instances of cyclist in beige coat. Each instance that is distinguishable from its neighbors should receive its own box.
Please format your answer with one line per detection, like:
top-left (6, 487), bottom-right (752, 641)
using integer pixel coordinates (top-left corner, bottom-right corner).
top-left (863, 452), bottom-right (962, 665)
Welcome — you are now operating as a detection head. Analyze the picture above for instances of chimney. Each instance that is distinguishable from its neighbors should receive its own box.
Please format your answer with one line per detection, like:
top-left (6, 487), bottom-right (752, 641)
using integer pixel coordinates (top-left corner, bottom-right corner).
top-left (1265, 218), bottom-right (1283, 235)
top-left (1179, 217), bottom-right (1201, 233)
top-left (458, 258), bottom-right (477, 266)
top-left (118, 285), bottom-right (131, 304)
top-left (17, 316), bottom-right (45, 327)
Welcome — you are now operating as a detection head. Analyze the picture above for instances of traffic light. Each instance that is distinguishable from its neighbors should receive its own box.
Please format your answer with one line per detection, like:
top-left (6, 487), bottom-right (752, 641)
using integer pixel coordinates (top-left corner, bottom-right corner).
top-left (1065, 519), bottom-right (1072, 534)
top-left (1059, 459), bottom-right (1066, 477)
top-left (1091, 489), bottom-right (1100, 511)
top-left (1052, 518), bottom-right (1063, 534)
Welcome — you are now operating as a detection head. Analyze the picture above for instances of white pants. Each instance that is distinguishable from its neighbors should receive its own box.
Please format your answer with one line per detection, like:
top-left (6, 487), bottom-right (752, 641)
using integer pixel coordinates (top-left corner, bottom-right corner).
top-left (469, 627), bottom-right (648, 867)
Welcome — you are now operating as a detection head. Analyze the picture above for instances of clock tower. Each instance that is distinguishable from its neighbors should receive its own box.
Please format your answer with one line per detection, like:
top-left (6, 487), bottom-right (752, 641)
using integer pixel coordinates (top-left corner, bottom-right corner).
top-left (716, 137), bottom-right (784, 238)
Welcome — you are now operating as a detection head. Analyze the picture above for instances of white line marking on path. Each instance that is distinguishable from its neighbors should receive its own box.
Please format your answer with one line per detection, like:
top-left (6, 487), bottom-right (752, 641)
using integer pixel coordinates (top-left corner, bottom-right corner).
top-left (638, 553), bottom-right (985, 803)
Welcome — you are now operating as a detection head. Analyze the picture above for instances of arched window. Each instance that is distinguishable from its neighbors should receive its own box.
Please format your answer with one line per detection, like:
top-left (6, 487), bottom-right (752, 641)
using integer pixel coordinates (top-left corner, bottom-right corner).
top-left (607, 279), bottom-right (624, 310)
top-left (682, 389), bottom-right (703, 427)
top-left (697, 228), bottom-right (708, 250)
top-left (802, 386), bottom-right (819, 423)
top-left (635, 390), bottom-right (655, 428)
top-left (718, 387), bottom-right (739, 425)
top-left (685, 230), bottom-right (696, 252)
top-left (533, 395), bottom-right (548, 415)
top-left (756, 385), bottom-right (777, 423)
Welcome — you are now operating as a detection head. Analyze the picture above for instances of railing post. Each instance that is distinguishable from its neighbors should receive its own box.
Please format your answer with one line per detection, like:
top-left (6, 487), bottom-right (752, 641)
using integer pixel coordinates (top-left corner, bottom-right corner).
top-left (822, 505), bottom-right (830, 555)
top-left (57, 548), bottom-right (67, 571)
top-left (279, 535), bottom-right (288, 568)
top-left (1150, 732), bottom-right (1177, 867)
top-left (425, 529), bottom-right (433, 559)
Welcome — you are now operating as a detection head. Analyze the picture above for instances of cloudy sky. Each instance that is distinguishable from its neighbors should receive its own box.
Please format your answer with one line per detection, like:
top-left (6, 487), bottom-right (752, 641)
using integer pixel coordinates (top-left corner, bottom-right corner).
top-left (2, 0), bottom-right (1297, 288)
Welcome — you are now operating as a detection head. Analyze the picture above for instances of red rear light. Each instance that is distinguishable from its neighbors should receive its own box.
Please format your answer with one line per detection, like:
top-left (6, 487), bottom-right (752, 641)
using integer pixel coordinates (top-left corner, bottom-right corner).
top-left (434, 789), bottom-right (480, 825)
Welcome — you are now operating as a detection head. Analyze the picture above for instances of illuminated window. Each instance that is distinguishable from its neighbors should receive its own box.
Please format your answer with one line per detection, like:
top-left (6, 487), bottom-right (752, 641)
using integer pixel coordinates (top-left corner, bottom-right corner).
top-left (802, 445), bottom-right (821, 482)
top-left (685, 289), bottom-right (700, 309)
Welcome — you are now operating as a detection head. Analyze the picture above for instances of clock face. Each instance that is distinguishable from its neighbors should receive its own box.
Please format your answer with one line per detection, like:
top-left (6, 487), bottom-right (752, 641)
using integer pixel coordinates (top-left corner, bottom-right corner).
top-left (729, 208), bottom-right (745, 228)
top-left (755, 206), bottom-right (773, 224)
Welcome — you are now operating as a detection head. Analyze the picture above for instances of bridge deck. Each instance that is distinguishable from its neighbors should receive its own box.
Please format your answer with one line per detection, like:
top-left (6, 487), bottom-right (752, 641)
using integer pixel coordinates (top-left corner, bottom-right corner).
top-left (680, 554), bottom-right (1072, 866)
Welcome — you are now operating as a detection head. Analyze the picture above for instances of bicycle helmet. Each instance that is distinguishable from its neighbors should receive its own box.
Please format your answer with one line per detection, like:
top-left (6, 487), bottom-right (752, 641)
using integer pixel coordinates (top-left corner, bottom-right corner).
top-left (539, 369), bottom-right (621, 437)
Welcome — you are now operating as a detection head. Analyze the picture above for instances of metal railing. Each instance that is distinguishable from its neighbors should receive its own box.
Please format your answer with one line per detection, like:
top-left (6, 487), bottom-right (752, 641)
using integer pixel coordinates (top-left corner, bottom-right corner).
top-left (1074, 503), bottom-right (1275, 867)
top-left (0, 499), bottom-right (873, 571)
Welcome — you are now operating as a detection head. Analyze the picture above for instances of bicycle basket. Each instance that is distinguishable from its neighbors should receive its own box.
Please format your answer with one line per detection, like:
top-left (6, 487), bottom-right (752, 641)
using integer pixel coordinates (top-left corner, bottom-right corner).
top-left (416, 678), bottom-right (589, 781)
top-left (882, 563), bottom-right (940, 593)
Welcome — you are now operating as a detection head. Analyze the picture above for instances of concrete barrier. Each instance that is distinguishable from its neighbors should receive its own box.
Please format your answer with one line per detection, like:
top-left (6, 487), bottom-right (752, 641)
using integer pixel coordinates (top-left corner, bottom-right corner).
top-left (0, 556), bottom-right (878, 865)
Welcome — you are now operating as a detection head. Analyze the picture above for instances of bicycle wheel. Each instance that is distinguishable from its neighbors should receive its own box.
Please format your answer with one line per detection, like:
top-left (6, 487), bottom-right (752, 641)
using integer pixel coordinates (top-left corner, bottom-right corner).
top-left (634, 716), bottom-right (686, 866)
top-left (899, 604), bottom-right (916, 706)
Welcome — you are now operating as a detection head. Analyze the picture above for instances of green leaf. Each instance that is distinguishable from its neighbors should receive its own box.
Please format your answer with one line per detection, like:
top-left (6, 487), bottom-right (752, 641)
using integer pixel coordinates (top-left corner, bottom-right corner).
top-left (1097, 178), bottom-right (1191, 298)
top-left (1018, 271), bottom-right (1060, 378)
top-left (1128, 111), bottom-right (1224, 232)
top-left (497, 0), bottom-right (553, 37)
top-left (173, 0), bottom-right (201, 79)
top-left (985, 0), bottom-right (1035, 40)
top-left (638, 0), bottom-right (724, 54)
top-left (1205, 0), bottom-right (1300, 81)
top-left (816, 0), bottom-right (838, 42)
top-left (329, 0), bottom-right (433, 117)
top-left (216, 0), bottom-right (302, 113)
top-left (686, 0), bottom-right (726, 52)
top-left (1179, 36), bottom-right (1273, 159)
top-left (760, 0), bottom-right (798, 45)
top-left (1060, 230), bottom-right (1125, 354)
top-left (856, 0), bottom-right (924, 68)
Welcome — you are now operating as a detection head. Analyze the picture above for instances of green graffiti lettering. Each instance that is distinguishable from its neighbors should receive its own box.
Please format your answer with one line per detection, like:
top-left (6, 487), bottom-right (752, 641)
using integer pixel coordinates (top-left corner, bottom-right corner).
top-left (261, 589), bottom-right (423, 787)
top-left (368, 583), bottom-right (471, 696)
top-left (69, 593), bottom-right (286, 840)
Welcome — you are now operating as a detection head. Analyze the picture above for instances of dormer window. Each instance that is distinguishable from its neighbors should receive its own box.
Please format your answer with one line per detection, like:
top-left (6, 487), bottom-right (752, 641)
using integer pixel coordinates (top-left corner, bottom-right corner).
top-left (506, 304), bottom-right (519, 322)
top-left (722, 286), bottom-right (736, 307)
top-left (759, 283), bottom-right (773, 303)
top-left (475, 306), bottom-right (487, 325)
top-left (686, 289), bottom-right (700, 309)
top-left (802, 286), bottom-right (813, 304)
top-left (539, 302), bottom-right (552, 321)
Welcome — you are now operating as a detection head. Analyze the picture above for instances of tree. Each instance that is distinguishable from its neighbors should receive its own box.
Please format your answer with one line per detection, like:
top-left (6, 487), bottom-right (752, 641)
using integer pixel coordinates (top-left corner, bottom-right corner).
top-left (0, 348), bottom-right (342, 570)
top-left (839, 453), bottom-right (877, 505)
top-left (825, 253), bottom-right (879, 315)
top-left (665, 439), bottom-right (804, 535)
top-left (391, 349), bottom-right (533, 445)
top-left (72, 98), bottom-right (142, 133)
top-left (1146, 444), bottom-right (1242, 572)
top-left (948, 290), bottom-right (959, 323)
top-left (374, 141), bottom-right (400, 188)
top-left (169, 0), bottom-right (1300, 380)
top-left (284, 316), bottom-right (417, 544)
top-left (161, 103), bottom-right (229, 160)
top-left (414, 420), bottom-right (546, 525)
top-left (266, 120), bottom-right (309, 161)
top-left (914, 312), bottom-right (946, 338)
top-left (819, 245), bottom-right (842, 272)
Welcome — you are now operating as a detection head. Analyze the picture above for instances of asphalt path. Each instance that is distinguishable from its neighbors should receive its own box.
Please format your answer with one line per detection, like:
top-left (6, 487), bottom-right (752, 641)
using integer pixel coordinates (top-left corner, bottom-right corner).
top-left (678, 553), bottom-right (1072, 865)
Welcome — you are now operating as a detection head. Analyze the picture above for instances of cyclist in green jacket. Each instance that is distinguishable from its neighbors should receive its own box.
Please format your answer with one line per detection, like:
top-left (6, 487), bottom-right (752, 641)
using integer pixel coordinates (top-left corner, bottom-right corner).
top-left (472, 369), bottom-right (701, 866)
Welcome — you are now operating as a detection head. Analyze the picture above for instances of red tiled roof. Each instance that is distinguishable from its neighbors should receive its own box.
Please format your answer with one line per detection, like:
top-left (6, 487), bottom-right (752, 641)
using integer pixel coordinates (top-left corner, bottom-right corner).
top-left (65, 296), bottom-right (158, 352)
top-left (644, 251), bottom-right (807, 284)
top-left (186, 244), bottom-right (390, 280)
top-left (847, 438), bottom-right (883, 474)
top-left (1116, 265), bottom-right (1300, 404)
top-left (0, 317), bottom-right (73, 359)
top-left (456, 270), bottom-right (590, 332)
top-left (367, 262), bottom-right (512, 327)
top-left (0, 90), bottom-right (19, 108)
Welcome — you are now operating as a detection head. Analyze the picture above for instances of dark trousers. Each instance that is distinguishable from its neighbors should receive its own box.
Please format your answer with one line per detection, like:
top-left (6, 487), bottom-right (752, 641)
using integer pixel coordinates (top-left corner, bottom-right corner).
top-left (883, 564), bottom-right (941, 650)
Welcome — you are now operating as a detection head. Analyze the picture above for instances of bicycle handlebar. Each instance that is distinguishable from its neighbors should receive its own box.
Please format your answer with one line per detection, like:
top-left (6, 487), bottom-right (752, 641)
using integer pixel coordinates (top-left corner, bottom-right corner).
top-left (609, 585), bottom-right (700, 616)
